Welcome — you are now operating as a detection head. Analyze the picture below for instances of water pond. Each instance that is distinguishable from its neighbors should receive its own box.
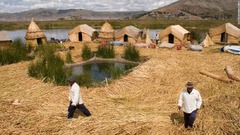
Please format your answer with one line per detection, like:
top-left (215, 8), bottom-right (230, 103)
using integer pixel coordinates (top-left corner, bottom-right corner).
top-left (71, 63), bottom-right (136, 85)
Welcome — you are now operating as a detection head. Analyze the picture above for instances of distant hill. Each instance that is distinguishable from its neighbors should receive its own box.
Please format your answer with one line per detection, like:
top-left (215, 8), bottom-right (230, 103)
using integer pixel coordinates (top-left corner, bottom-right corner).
top-left (0, 8), bottom-right (147, 22)
top-left (0, 0), bottom-right (238, 22)
top-left (138, 0), bottom-right (238, 20)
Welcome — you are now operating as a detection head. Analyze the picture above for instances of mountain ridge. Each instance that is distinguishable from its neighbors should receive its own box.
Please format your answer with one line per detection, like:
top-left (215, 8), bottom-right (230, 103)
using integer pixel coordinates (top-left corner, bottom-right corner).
top-left (0, 0), bottom-right (237, 22)
top-left (138, 0), bottom-right (237, 20)
top-left (0, 8), bottom-right (147, 22)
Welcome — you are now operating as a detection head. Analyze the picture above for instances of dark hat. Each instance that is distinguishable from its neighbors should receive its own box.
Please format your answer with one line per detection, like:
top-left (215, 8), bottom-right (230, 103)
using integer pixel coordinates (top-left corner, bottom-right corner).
top-left (185, 82), bottom-right (194, 88)
top-left (69, 75), bottom-right (76, 82)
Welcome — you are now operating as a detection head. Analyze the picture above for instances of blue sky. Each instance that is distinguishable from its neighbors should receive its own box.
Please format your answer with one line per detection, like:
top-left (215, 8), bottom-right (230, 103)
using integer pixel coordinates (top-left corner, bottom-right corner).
top-left (0, 0), bottom-right (178, 13)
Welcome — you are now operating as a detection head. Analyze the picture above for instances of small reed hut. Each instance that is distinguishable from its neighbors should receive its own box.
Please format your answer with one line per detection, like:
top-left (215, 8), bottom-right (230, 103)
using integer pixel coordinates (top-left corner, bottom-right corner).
top-left (68, 24), bottom-right (97, 42)
top-left (98, 21), bottom-right (114, 42)
top-left (159, 25), bottom-right (190, 45)
top-left (25, 18), bottom-right (47, 47)
top-left (0, 31), bottom-right (12, 48)
top-left (200, 33), bottom-right (215, 47)
top-left (115, 26), bottom-right (142, 44)
top-left (209, 23), bottom-right (240, 44)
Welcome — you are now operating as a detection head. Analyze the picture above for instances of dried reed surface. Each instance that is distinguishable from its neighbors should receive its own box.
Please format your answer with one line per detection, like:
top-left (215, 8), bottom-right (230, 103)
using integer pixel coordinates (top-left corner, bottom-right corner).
top-left (0, 43), bottom-right (239, 135)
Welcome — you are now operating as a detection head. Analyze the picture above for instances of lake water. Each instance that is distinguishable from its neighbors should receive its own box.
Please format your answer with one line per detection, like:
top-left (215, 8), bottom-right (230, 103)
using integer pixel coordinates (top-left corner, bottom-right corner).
top-left (5, 29), bottom-right (161, 43)
top-left (72, 63), bottom-right (133, 83)
top-left (6, 29), bottom-right (69, 43)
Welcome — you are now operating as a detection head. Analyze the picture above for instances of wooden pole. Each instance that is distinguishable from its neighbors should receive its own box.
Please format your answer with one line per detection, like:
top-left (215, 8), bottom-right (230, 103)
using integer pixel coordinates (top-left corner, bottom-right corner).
top-left (200, 70), bottom-right (232, 83)
top-left (224, 65), bottom-right (240, 82)
top-left (105, 78), bottom-right (108, 86)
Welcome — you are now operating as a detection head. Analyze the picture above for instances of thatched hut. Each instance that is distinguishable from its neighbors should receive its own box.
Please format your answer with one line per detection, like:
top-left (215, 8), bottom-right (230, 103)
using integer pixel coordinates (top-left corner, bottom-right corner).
top-left (209, 23), bottom-right (240, 44)
top-left (0, 31), bottom-right (12, 48)
top-left (159, 25), bottom-right (190, 45)
top-left (115, 26), bottom-right (142, 44)
top-left (98, 21), bottom-right (114, 42)
top-left (200, 33), bottom-right (215, 47)
top-left (68, 24), bottom-right (97, 42)
top-left (25, 18), bottom-right (47, 47)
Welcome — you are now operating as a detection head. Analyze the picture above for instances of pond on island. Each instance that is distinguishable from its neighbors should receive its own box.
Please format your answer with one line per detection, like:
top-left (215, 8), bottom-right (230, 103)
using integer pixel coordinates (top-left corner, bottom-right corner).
top-left (71, 63), bottom-right (136, 86)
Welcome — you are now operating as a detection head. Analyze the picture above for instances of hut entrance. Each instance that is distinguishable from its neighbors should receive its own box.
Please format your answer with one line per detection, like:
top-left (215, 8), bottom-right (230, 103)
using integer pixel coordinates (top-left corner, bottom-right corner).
top-left (221, 32), bottom-right (228, 42)
top-left (124, 34), bottom-right (128, 42)
top-left (37, 38), bottom-right (43, 45)
top-left (168, 34), bottom-right (174, 43)
top-left (78, 32), bottom-right (83, 41)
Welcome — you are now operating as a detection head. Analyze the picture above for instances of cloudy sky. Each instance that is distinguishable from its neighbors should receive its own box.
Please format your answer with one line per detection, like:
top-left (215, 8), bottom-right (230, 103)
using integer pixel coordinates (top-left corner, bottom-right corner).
top-left (0, 0), bottom-right (178, 13)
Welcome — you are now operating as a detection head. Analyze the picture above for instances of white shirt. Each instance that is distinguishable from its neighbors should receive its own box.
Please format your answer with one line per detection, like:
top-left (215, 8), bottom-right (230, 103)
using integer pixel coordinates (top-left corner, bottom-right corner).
top-left (178, 89), bottom-right (202, 113)
top-left (69, 83), bottom-right (84, 105)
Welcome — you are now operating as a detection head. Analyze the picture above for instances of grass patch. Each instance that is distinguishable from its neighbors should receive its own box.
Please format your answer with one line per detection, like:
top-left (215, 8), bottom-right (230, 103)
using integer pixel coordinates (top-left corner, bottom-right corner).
top-left (28, 44), bottom-right (71, 85)
top-left (96, 44), bottom-right (115, 58)
top-left (65, 51), bottom-right (73, 63)
top-left (81, 44), bottom-right (92, 60)
top-left (110, 65), bottom-right (124, 79)
top-left (0, 38), bottom-right (31, 65)
top-left (123, 44), bottom-right (140, 62)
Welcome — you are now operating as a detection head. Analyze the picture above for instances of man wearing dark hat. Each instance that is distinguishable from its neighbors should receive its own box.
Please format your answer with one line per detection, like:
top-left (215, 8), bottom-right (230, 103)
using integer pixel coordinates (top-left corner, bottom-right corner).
top-left (178, 82), bottom-right (202, 129)
top-left (68, 75), bottom-right (91, 119)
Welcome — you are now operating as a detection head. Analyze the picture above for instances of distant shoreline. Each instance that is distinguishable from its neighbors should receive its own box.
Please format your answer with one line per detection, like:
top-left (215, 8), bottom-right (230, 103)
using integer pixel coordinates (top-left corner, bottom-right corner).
top-left (0, 19), bottom-right (238, 31)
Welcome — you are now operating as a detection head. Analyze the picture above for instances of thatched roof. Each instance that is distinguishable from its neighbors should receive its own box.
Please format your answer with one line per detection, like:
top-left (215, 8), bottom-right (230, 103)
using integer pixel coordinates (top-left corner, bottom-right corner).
top-left (209, 23), bottom-right (240, 38)
top-left (25, 18), bottom-right (46, 40)
top-left (159, 25), bottom-right (190, 41)
top-left (68, 24), bottom-right (96, 37)
top-left (115, 26), bottom-right (142, 39)
top-left (100, 21), bottom-right (114, 32)
top-left (0, 31), bottom-right (12, 41)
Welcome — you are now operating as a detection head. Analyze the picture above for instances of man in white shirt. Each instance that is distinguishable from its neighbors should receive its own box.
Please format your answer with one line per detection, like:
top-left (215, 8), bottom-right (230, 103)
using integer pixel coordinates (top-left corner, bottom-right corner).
top-left (178, 82), bottom-right (202, 129)
top-left (68, 76), bottom-right (91, 119)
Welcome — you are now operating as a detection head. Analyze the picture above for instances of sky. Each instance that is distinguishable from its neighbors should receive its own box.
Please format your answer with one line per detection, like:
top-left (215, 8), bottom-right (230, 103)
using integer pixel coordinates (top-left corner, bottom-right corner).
top-left (0, 0), bottom-right (178, 13)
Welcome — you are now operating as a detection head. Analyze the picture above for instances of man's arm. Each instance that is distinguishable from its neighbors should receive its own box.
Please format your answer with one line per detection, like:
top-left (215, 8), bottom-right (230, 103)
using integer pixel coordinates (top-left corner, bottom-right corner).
top-left (177, 92), bottom-right (183, 110)
top-left (196, 92), bottom-right (202, 109)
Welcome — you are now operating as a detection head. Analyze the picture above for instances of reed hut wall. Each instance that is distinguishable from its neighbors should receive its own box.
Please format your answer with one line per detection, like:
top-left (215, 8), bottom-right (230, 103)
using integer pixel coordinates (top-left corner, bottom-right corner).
top-left (159, 25), bottom-right (190, 46)
top-left (98, 21), bottom-right (115, 42)
top-left (25, 18), bottom-right (47, 48)
top-left (211, 34), bottom-right (239, 43)
top-left (26, 38), bottom-right (47, 48)
top-left (68, 24), bottom-right (97, 42)
top-left (160, 36), bottom-right (181, 45)
top-left (98, 31), bottom-right (114, 42)
top-left (209, 23), bottom-right (240, 44)
top-left (115, 36), bottom-right (137, 44)
top-left (69, 33), bottom-right (92, 42)
top-left (0, 31), bottom-right (12, 48)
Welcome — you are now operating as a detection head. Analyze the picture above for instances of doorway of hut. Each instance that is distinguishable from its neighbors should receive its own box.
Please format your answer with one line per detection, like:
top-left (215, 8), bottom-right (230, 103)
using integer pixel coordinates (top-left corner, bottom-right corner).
top-left (168, 34), bottom-right (174, 43)
top-left (221, 32), bottom-right (228, 42)
top-left (78, 32), bottom-right (83, 41)
top-left (37, 38), bottom-right (43, 45)
top-left (124, 34), bottom-right (128, 42)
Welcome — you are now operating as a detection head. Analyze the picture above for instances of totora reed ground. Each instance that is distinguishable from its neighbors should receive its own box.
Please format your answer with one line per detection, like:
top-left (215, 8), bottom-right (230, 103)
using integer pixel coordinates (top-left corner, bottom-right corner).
top-left (0, 42), bottom-right (239, 134)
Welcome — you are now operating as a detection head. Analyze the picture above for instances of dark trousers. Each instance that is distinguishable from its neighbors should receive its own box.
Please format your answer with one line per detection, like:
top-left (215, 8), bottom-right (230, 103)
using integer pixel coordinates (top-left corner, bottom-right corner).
top-left (183, 110), bottom-right (197, 128)
top-left (68, 102), bottom-right (91, 118)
